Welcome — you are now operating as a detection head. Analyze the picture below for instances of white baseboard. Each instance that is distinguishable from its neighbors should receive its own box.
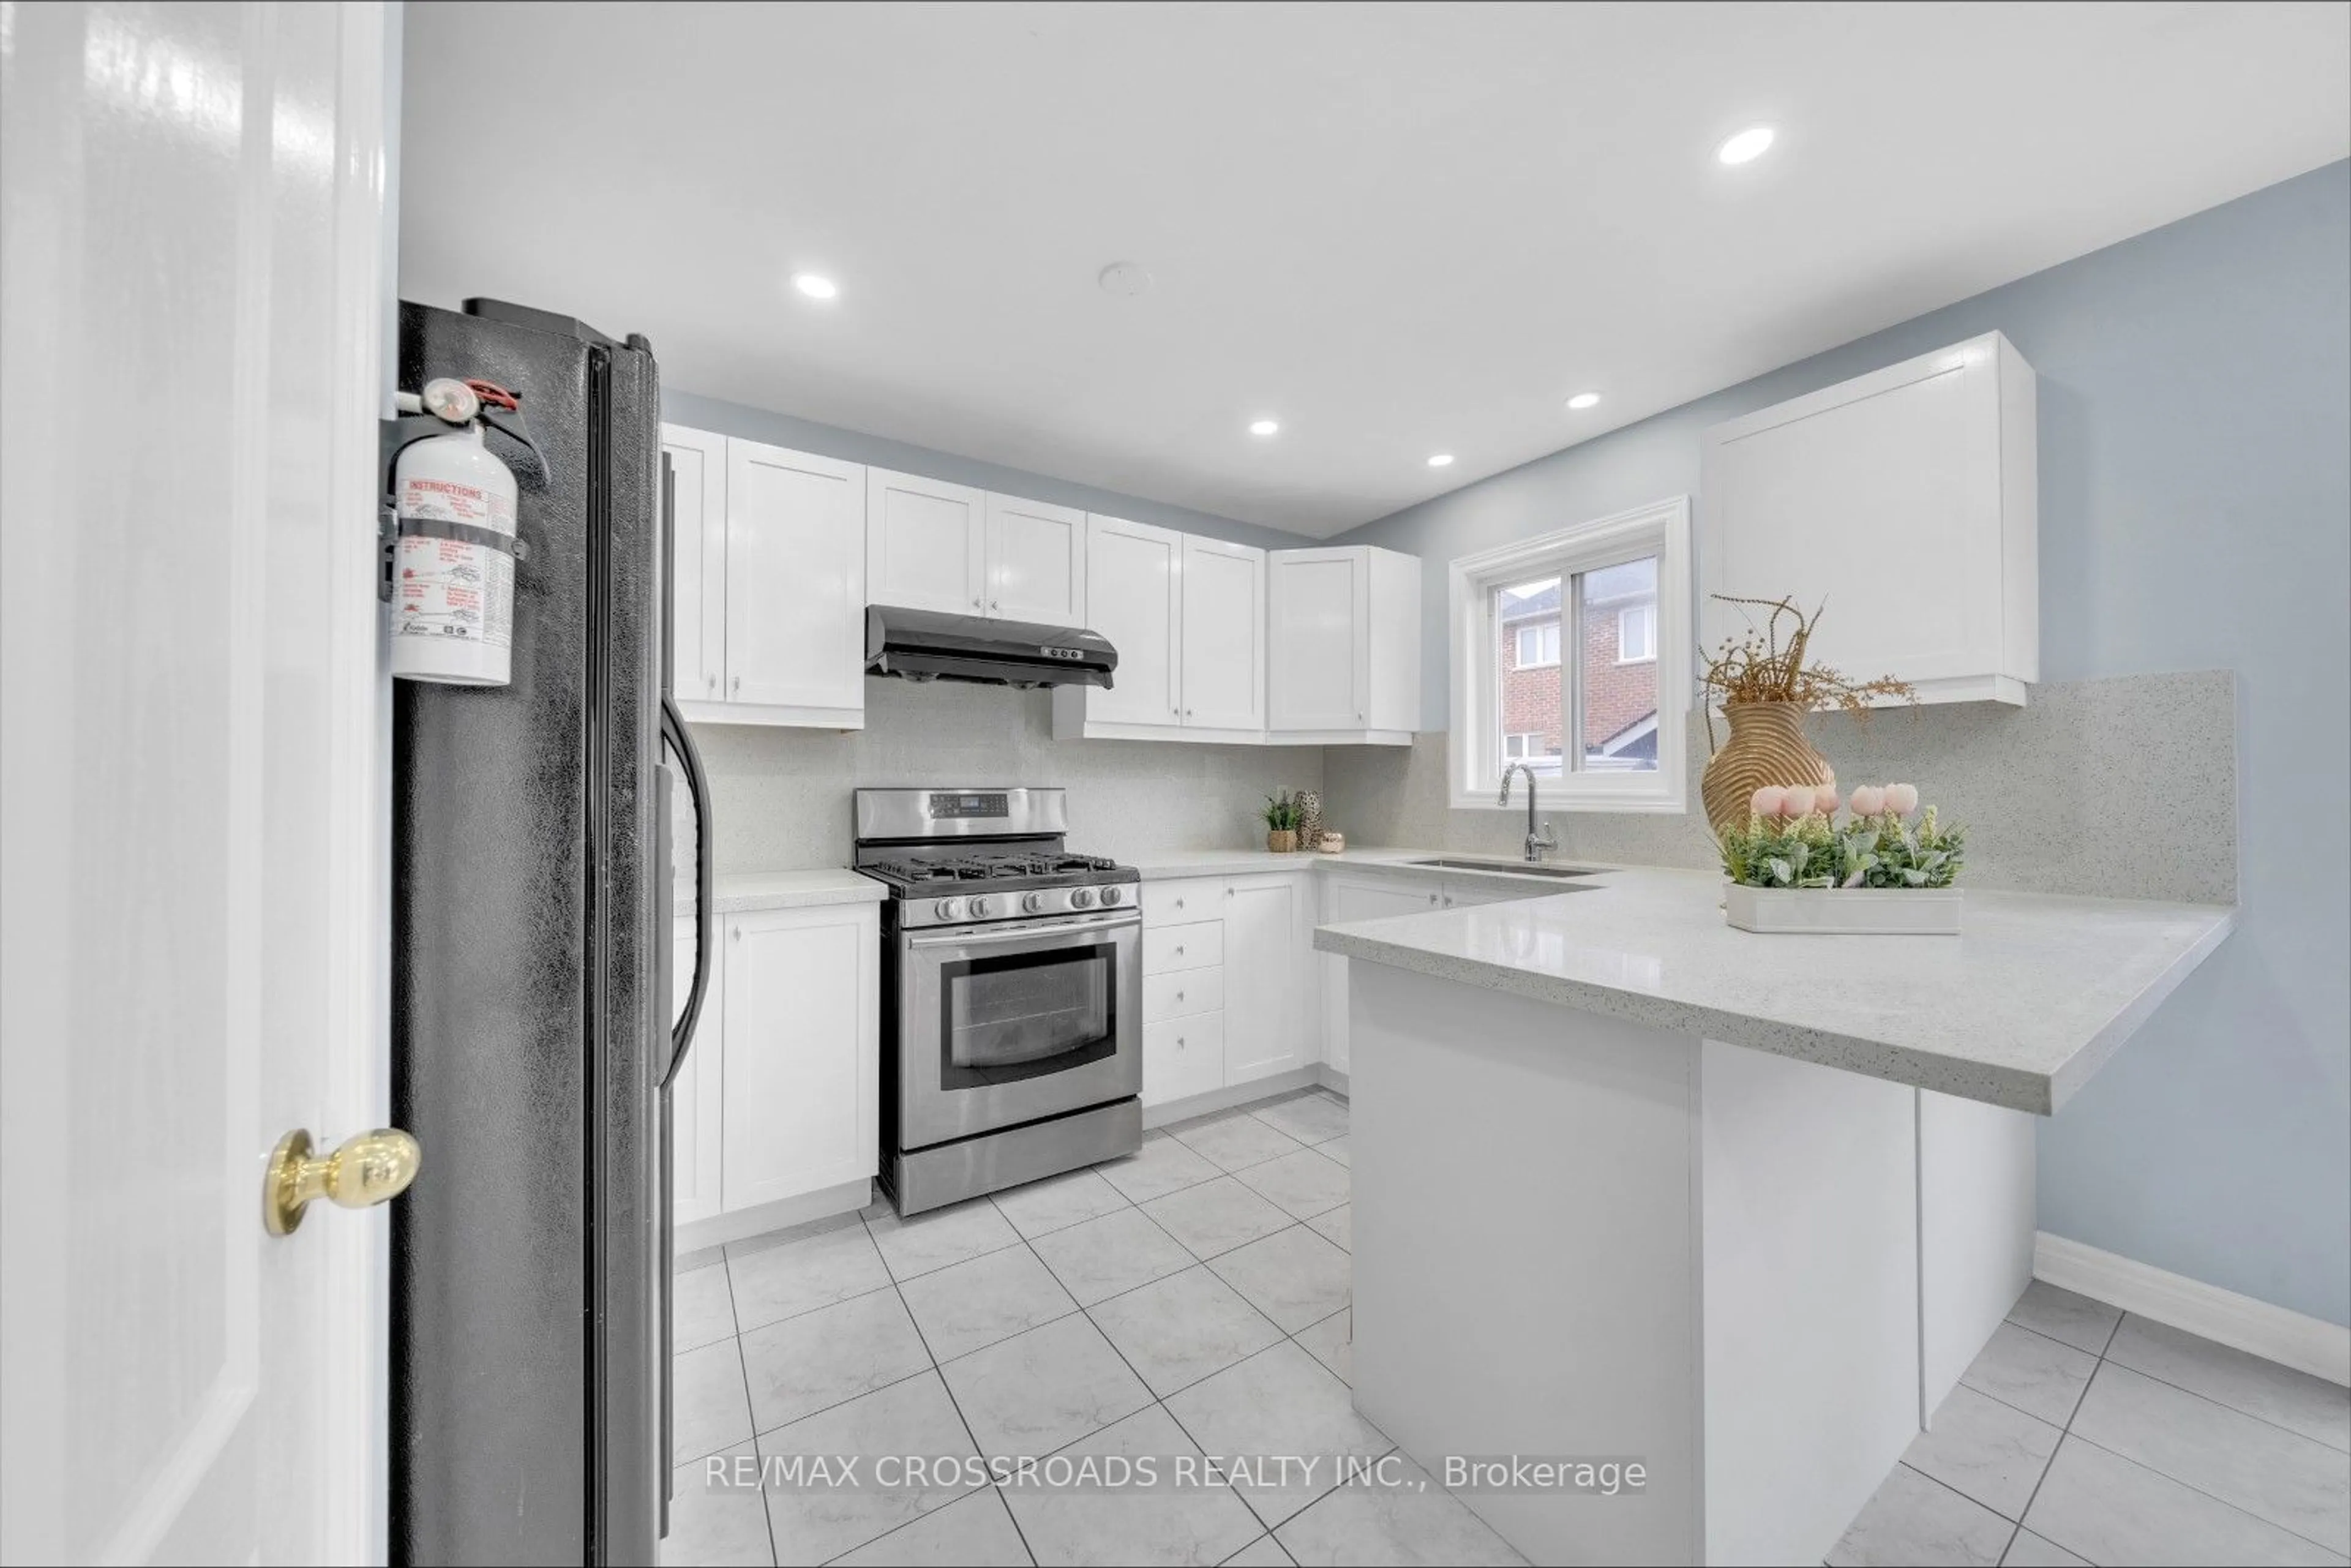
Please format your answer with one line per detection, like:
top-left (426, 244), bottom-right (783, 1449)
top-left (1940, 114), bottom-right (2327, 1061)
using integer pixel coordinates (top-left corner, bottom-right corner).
top-left (2034, 1231), bottom-right (2350, 1387)
top-left (1316, 1063), bottom-right (1349, 1097)
top-left (1142, 1067), bottom-right (1324, 1130)
top-left (677, 1178), bottom-right (872, 1255)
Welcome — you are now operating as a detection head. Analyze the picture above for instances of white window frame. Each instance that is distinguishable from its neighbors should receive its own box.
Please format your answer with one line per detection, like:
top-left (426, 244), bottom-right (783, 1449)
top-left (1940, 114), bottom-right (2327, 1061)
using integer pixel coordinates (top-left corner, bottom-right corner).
top-left (1502, 731), bottom-right (1543, 759)
top-left (1512, 620), bottom-right (1561, 669)
top-left (1616, 601), bottom-right (1657, 664)
top-left (1447, 496), bottom-right (1689, 814)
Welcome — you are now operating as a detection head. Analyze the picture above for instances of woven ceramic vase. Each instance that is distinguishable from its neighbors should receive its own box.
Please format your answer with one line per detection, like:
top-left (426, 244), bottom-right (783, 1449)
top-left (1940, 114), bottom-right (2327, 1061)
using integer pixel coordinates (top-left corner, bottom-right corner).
top-left (1700, 702), bottom-right (1835, 833)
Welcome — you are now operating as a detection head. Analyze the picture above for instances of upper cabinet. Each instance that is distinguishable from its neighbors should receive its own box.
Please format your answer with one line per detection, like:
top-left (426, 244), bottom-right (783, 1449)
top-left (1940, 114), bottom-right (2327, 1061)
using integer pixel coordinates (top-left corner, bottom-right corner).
top-left (867, 468), bottom-right (986, 616)
top-left (1179, 536), bottom-right (1265, 733)
top-left (1701, 331), bottom-right (2038, 706)
top-left (1076, 515), bottom-right (1185, 727)
top-left (985, 494), bottom-right (1087, 625)
top-left (1267, 546), bottom-right (1421, 743)
top-left (667, 428), bottom-right (865, 729)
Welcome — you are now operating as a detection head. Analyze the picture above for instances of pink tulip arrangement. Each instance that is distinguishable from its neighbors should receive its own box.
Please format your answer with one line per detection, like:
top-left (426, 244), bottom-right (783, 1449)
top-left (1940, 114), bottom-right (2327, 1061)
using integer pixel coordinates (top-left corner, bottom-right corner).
top-left (1722, 781), bottom-right (1964, 890)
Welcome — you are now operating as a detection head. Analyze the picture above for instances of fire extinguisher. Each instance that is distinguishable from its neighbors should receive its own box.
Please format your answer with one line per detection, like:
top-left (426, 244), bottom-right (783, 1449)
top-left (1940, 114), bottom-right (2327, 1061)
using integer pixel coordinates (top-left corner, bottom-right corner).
top-left (381, 377), bottom-right (543, 686)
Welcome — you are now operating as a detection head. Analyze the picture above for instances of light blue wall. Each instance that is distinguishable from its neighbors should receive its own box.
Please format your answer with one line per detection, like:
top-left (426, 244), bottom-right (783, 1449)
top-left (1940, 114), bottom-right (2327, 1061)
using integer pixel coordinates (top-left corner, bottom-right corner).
top-left (662, 388), bottom-right (1319, 557)
top-left (1333, 163), bottom-right (2351, 1327)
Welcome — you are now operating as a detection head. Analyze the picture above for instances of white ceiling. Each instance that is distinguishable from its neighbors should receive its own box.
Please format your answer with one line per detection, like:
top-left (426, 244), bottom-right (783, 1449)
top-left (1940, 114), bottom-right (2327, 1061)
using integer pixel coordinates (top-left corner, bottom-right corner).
top-left (400, 2), bottom-right (2349, 538)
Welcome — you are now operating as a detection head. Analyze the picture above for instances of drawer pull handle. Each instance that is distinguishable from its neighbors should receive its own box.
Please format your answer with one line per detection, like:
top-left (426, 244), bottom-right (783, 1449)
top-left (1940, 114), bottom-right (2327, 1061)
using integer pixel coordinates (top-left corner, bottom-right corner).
top-left (1174, 991), bottom-right (1184, 1002)
top-left (1173, 945), bottom-right (1183, 955)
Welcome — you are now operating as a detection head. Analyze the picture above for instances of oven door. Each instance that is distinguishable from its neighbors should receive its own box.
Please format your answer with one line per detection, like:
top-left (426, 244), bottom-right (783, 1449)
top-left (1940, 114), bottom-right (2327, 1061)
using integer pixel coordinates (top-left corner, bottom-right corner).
top-left (899, 909), bottom-right (1142, 1151)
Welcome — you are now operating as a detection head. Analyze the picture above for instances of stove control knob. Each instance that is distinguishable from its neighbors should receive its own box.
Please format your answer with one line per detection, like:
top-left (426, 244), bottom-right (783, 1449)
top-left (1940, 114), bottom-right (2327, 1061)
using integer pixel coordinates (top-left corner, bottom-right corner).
top-left (1098, 885), bottom-right (1125, 907)
top-left (1021, 891), bottom-right (1047, 914)
top-left (968, 896), bottom-right (996, 919)
top-left (934, 898), bottom-right (961, 922)
top-left (1069, 887), bottom-right (1098, 909)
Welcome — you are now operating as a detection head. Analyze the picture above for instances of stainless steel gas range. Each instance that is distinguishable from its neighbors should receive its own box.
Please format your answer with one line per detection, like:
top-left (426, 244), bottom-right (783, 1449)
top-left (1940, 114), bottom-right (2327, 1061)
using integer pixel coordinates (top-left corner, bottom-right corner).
top-left (853, 787), bottom-right (1143, 1215)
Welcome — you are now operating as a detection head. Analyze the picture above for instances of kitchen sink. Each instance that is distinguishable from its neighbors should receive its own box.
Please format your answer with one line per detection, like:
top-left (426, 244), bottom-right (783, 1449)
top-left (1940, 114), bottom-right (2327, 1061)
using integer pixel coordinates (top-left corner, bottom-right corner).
top-left (1406, 858), bottom-right (1600, 878)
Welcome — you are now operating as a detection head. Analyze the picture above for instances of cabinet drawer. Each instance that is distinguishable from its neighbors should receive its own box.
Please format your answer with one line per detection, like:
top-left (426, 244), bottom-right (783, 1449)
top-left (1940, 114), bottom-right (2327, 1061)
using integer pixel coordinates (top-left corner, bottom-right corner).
top-left (1144, 1012), bottom-right (1224, 1106)
top-left (1142, 878), bottom-right (1224, 926)
top-left (1144, 967), bottom-right (1223, 1023)
top-left (1144, 920), bottom-right (1223, 975)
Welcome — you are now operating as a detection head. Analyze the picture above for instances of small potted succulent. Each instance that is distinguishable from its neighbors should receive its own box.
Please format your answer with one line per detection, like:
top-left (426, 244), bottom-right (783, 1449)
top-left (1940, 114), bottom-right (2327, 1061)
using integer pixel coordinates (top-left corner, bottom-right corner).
top-left (1262, 790), bottom-right (1302, 853)
top-left (1717, 781), bottom-right (1968, 934)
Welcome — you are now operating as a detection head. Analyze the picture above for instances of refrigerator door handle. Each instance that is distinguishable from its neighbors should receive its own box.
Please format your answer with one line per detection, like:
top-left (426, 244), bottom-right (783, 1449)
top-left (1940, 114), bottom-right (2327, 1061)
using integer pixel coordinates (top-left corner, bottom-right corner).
top-left (662, 694), bottom-right (714, 1089)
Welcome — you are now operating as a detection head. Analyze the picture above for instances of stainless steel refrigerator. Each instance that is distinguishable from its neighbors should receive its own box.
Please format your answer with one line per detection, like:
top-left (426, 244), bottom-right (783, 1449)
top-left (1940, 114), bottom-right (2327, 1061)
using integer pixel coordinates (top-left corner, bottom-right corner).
top-left (389, 298), bottom-right (713, 1564)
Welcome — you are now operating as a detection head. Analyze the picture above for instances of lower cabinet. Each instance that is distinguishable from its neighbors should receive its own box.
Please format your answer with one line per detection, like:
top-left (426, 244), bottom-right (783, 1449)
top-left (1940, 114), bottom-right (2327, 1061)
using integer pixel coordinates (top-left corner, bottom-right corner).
top-left (1318, 874), bottom-right (1438, 1076)
top-left (713, 902), bottom-right (879, 1215)
top-left (670, 917), bottom-right (727, 1227)
top-left (1139, 872), bottom-right (1316, 1108)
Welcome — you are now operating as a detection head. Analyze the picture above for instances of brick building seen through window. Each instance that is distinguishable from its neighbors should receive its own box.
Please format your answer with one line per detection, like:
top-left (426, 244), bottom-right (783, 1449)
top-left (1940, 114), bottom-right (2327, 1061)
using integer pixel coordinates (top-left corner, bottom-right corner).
top-left (1496, 557), bottom-right (1658, 775)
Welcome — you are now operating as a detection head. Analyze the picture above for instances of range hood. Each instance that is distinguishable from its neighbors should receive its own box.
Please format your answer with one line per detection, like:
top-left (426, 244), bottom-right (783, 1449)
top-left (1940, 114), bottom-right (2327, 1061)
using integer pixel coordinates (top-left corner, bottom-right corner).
top-left (864, 604), bottom-right (1117, 689)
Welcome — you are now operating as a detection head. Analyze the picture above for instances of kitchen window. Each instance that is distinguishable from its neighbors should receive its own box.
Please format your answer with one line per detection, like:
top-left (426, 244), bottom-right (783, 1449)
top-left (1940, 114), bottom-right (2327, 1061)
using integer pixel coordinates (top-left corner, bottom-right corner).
top-left (1447, 497), bottom-right (1689, 812)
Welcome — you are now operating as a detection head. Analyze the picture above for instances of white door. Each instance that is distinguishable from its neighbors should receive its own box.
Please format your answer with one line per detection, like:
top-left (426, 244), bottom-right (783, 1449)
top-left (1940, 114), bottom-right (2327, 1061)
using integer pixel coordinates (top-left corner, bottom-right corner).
top-left (1319, 877), bottom-right (1441, 1075)
top-left (719, 907), bottom-right (879, 1211)
top-left (1269, 548), bottom-right (1368, 730)
top-left (0, 4), bottom-right (393, 1562)
top-left (670, 920), bottom-right (726, 1227)
top-left (1084, 516), bottom-right (1185, 726)
top-left (867, 468), bottom-right (984, 615)
top-left (1223, 876), bottom-right (1310, 1081)
top-left (986, 493), bottom-right (1087, 623)
top-left (661, 424), bottom-right (728, 704)
top-left (725, 440), bottom-right (865, 715)
top-left (1180, 537), bottom-right (1265, 731)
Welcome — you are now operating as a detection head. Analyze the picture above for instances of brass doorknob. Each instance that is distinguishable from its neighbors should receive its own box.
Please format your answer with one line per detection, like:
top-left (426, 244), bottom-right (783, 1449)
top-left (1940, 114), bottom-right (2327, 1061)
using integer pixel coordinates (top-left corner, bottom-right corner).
top-left (263, 1127), bottom-right (421, 1236)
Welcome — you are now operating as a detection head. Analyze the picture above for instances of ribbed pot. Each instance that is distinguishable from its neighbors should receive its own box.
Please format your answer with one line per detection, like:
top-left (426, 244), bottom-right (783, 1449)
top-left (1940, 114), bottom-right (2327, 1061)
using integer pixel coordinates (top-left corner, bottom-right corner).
top-left (1701, 702), bottom-right (1835, 833)
top-left (1267, 829), bottom-right (1298, 853)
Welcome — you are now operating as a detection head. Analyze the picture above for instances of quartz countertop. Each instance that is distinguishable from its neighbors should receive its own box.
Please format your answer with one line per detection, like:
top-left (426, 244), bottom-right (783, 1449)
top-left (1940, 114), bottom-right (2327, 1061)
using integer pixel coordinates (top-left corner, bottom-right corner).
top-left (1312, 865), bottom-right (2235, 1115)
top-left (708, 869), bottom-right (887, 914)
top-left (1127, 846), bottom-right (1618, 888)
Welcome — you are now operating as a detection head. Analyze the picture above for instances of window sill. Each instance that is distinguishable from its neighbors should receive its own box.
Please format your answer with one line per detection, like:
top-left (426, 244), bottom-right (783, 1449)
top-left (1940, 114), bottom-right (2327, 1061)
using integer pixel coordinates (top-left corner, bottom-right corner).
top-left (1450, 787), bottom-right (1687, 816)
top-left (1614, 655), bottom-right (1657, 667)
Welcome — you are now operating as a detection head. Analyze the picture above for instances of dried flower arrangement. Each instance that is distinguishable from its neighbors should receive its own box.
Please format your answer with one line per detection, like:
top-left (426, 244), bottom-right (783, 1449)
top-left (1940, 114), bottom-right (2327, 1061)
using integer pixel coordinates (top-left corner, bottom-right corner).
top-left (1700, 595), bottom-right (1915, 743)
top-left (1718, 781), bottom-right (1967, 890)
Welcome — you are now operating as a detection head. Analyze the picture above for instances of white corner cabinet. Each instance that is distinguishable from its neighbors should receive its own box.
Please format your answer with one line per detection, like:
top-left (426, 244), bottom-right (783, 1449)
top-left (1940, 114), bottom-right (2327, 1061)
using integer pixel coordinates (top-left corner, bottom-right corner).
top-left (671, 901), bottom-right (879, 1243)
top-left (665, 425), bottom-right (866, 729)
top-left (1267, 546), bottom-right (1421, 743)
top-left (1700, 331), bottom-right (2038, 706)
top-left (1139, 872), bottom-right (1318, 1109)
top-left (1055, 531), bottom-right (1421, 746)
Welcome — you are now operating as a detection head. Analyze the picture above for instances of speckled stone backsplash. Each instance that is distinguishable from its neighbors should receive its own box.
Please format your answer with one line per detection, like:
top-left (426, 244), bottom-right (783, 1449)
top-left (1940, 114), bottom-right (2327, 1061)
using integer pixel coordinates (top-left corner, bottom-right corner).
top-left (687, 677), bottom-right (1325, 874)
top-left (1319, 670), bottom-right (2238, 906)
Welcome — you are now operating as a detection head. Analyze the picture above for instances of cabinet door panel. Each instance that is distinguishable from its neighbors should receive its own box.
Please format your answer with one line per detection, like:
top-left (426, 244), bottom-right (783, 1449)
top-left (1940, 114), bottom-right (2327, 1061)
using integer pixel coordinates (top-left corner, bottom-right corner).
top-left (1321, 875), bottom-right (1441, 1074)
top-left (987, 495), bottom-right (1087, 623)
top-left (720, 906), bottom-right (877, 1210)
top-left (1269, 550), bottom-right (1367, 730)
top-left (1180, 538), bottom-right (1265, 730)
top-left (1084, 516), bottom-right (1183, 726)
top-left (1144, 1013), bottom-right (1226, 1107)
top-left (868, 468), bottom-right (984, 615)
top-left (671, 919), bottom-right (724, 1226)
top-left (1223, 875), bottom-right (1308, 1082)
top-left (661, 425), bottom-right (728, 705)
top-left (725, 441), bottom-right (864, 711)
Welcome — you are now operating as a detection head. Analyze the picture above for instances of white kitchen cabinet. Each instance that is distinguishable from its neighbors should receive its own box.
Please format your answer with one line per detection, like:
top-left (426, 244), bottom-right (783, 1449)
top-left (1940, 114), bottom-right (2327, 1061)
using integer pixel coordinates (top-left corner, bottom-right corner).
top-left (1221, 873), bottom-right (1315, 1084)
top-left (670, 917), bottom-right (725, 1227)
top-left (1059, 514), bottom-right (1185, 730)
top-left (1701, 331), bottom-right (2037, 706)
top-left (1179, 537), bottom-right (1266, 733)
top-left (1267, 546), bottom-right (1421, 744)
top-left (867, 468), bottom-right (986, 617)
top-left (986, 493), bottom-right (1087, 625)
top-left (1144, 1015), bottom-right (1226, 1106)
top-left (1318, 872), bottom-right (1443, 1076)
top-left (662, 424), bottom-right (729, 706)
top-left (718, 903), bottom-right (879, 1212)
top-left (697, 437), bottom-right (865, 727)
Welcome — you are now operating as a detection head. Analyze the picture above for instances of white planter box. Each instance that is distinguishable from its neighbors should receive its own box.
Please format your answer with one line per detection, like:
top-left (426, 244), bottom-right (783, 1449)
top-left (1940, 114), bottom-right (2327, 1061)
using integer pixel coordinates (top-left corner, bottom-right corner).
top-left (1724, 883), bottom-right (1963, 936)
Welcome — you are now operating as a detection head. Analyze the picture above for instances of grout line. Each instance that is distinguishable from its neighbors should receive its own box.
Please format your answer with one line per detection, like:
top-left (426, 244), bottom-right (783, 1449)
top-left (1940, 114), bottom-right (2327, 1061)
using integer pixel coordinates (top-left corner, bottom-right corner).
top-left (2061, 1428), bottom-right (2349, 1558)
top-left (716, 1262), bottom-right (781, 1568)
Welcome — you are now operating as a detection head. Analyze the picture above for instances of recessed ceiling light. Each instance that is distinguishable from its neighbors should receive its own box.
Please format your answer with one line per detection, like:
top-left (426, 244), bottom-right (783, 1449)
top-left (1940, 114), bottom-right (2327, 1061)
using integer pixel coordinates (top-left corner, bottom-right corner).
top-left (792, 272), bottom-right (838, 300)
top-left (1427, 454), bottom-right (1455, 468)
top-left (1716, 126), bottom-right (1775, 166)
top-left (1097, 261), bottom-right (1153, 297)
top-left (1250, 419), bottom-right (1280, 437)
top-left (1566, 392), bottom-right (1602, 411)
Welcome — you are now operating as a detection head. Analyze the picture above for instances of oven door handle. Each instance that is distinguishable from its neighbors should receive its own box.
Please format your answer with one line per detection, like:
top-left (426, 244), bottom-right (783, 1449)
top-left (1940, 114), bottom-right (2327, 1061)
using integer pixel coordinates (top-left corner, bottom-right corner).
top-left (906, 910), bottom-right (1139, 950)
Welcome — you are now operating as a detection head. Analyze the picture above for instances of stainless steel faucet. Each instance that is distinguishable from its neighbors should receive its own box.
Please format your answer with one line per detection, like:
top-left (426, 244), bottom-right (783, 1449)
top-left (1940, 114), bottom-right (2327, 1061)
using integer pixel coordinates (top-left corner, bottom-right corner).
top-left (1499, 763), bottom-right (1559, 863)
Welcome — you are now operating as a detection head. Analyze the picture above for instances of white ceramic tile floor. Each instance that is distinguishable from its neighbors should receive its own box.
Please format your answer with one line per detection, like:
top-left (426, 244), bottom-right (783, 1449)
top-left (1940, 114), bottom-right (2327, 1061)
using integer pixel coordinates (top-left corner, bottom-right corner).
top-left (1832, 1280), bottom-right (2351, 1566)
top-left (668, 1089), bottom-right (2349, 1567)
top-left (663, 1087), bottom-right (1521, 1567)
